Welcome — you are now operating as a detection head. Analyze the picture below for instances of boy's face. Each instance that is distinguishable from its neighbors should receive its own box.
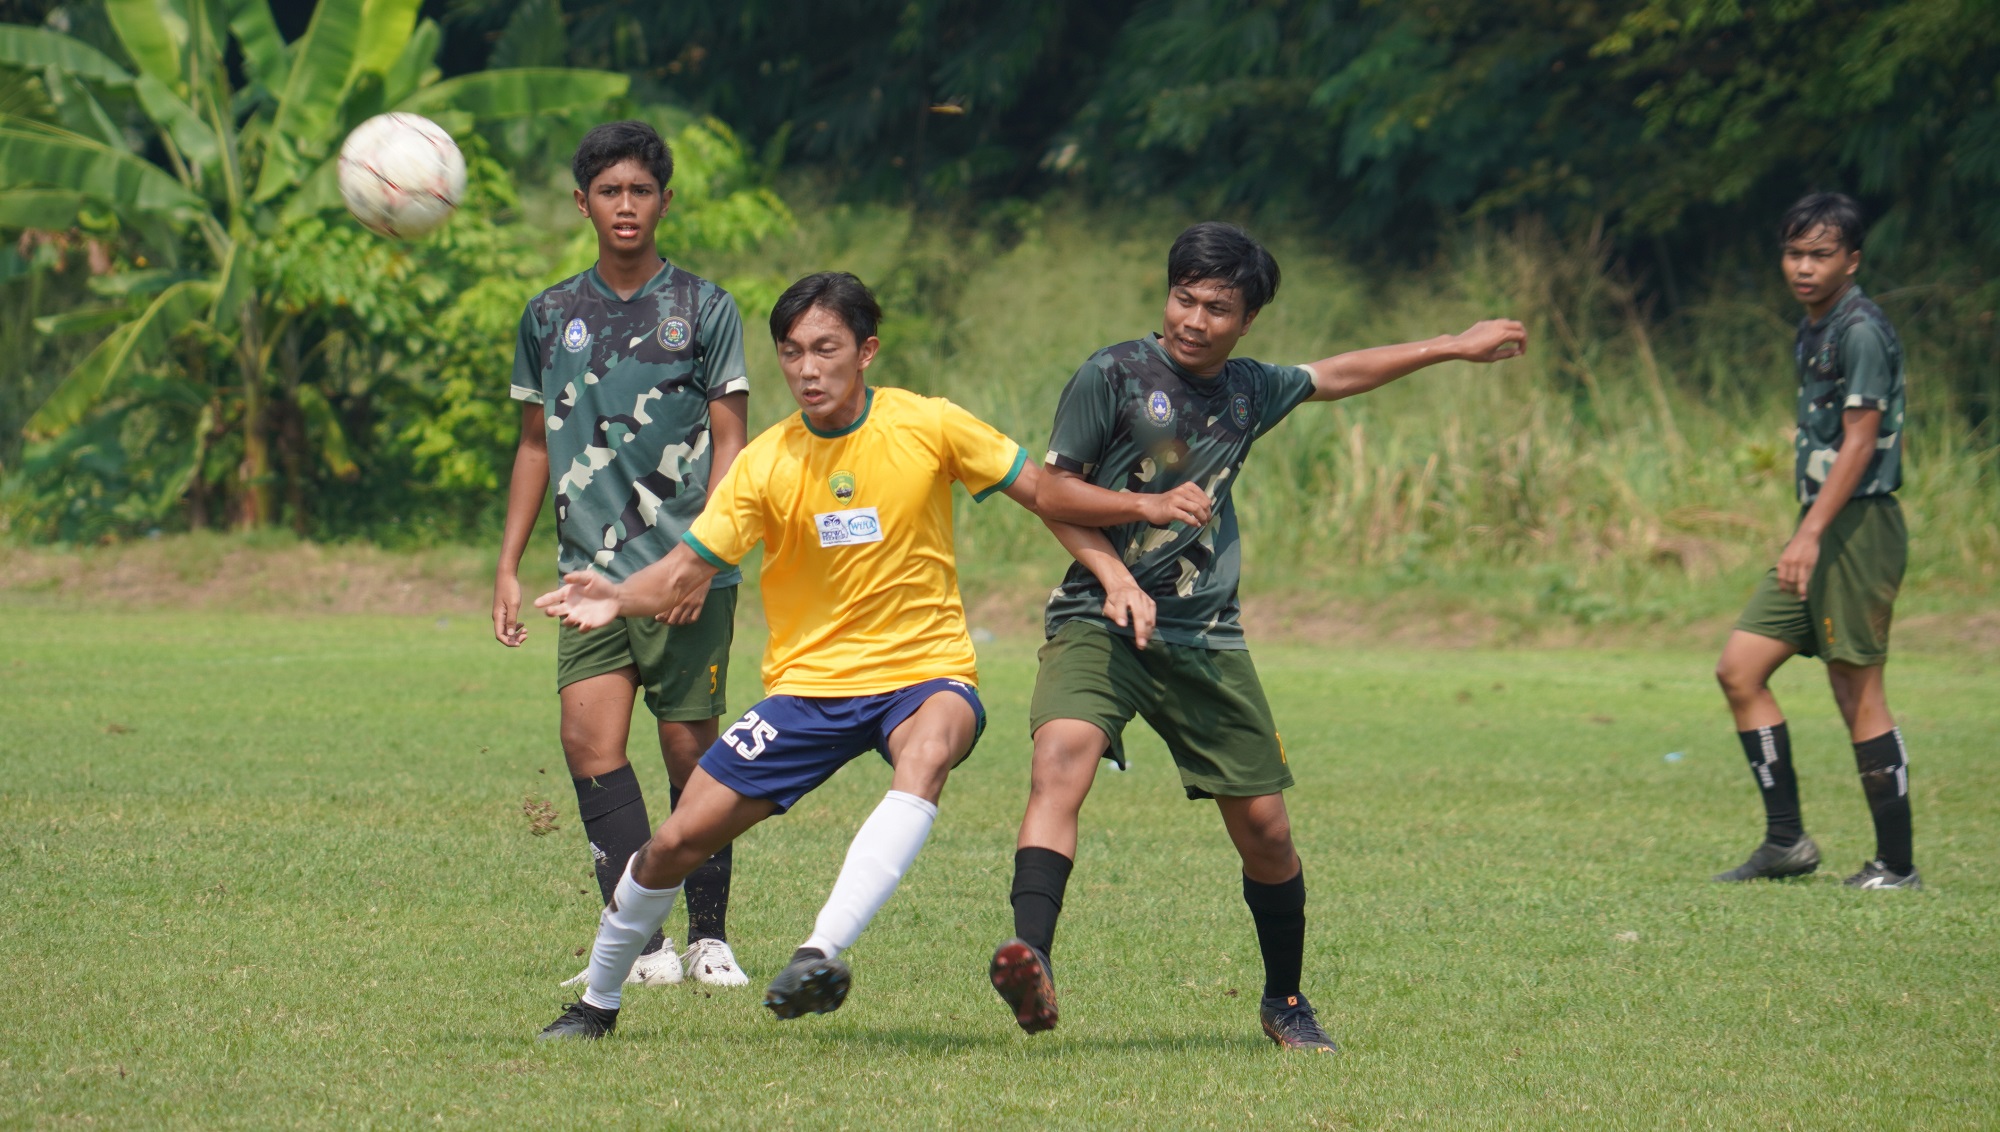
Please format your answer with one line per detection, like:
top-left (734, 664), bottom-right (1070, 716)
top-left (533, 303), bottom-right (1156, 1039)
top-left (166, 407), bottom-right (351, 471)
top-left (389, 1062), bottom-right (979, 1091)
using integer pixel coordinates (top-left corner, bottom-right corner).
top-left (1162, 279), bottom-right (1259, 376)
top-left (575, 158), bottom-right (671, 255)
top-left (1781, 224), bottom-right (1860, 315)
top-left (776, 305), bottom-right (878, 428)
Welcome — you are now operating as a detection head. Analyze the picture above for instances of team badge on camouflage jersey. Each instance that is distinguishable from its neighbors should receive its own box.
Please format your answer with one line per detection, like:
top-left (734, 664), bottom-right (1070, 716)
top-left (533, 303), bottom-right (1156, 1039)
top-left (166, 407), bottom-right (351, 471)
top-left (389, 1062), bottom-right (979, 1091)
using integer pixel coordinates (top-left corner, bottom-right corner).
top-left (657, 316), bottom-right (692, 351)
top-left (562, 318), bottom-right (591, 353)
top-left (1146, 389), bottom-right (1174, 425)
top-left (1231, 393), bottom-right (1251, 429)
top-left (829, 469), bottom-right (856, 503)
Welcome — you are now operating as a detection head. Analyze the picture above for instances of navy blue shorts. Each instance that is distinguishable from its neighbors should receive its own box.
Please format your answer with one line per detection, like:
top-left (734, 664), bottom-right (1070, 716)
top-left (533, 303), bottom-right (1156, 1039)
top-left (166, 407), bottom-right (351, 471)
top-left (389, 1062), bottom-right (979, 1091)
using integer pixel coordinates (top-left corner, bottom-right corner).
top-left (697, 678), bottom-right (986, 813)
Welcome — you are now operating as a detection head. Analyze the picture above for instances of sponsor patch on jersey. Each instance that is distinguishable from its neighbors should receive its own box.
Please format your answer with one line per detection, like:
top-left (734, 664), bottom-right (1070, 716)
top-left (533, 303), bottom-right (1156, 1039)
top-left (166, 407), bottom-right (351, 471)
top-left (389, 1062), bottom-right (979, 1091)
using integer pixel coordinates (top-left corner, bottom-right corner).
top-left (815, 506), bottom-right (884, 548)
top-left (1146, 389), bottom-right (1174, 425)
top-left (562, 318), bottom-right (591, 353)
top-left (1230, 393), bottom-right (1251, 429)
top-left (829, 469), bottom-right (856, 503)
top-left (657, 316), bottom-right (692, 352)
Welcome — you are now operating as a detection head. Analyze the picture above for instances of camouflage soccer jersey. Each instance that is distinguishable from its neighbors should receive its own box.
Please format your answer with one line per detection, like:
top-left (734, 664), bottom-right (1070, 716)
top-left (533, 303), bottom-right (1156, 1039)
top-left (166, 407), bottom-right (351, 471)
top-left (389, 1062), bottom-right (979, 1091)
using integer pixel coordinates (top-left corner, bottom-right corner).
top-left (511, 263), bottom-right (749, 585)
top-left (1042, 334), bottom-right (1317, 649)
top-left (1794, 284), bottom-right (1905, 505)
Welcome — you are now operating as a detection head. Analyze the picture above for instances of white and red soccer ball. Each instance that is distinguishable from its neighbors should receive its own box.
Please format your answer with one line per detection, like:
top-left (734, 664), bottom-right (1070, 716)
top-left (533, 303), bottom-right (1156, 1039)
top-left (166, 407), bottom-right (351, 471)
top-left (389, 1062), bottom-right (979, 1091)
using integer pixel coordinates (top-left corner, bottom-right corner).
top-left (337, 112), bottom-right (468, 239)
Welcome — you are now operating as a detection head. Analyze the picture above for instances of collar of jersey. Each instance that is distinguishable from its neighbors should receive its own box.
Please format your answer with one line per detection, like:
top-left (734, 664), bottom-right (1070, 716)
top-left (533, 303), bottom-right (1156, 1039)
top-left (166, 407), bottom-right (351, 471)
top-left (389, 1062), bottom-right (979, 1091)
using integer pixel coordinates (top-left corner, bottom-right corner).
top-left (1145, 332), bottom-right (1225, 385)
top-left (802, 386), bottom-right (874, 438)
top-left (585, 260), bottom-right (672, 303)
top-left (1806, 281), bottom-right (1865, 330)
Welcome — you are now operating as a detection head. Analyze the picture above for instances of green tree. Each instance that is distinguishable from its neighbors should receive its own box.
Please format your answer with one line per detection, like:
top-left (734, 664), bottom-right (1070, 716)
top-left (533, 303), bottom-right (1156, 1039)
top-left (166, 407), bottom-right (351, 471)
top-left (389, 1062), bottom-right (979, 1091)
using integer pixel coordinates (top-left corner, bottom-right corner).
top-left (0, 0), bottom-right (627, 530)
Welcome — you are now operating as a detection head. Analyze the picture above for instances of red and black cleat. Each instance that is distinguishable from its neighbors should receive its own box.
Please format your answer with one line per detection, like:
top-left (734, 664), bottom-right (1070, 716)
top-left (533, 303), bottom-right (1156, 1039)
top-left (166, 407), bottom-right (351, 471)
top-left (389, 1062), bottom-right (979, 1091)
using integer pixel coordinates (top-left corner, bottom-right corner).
top-left (990, 938), bottom-right (1059, 1034)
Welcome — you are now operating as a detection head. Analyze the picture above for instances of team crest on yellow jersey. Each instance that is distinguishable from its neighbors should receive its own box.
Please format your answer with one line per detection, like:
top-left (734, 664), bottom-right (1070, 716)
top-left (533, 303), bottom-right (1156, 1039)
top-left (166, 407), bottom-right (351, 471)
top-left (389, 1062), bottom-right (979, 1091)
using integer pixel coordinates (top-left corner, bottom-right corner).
top-left (829, 469), bottom-right (856, 502)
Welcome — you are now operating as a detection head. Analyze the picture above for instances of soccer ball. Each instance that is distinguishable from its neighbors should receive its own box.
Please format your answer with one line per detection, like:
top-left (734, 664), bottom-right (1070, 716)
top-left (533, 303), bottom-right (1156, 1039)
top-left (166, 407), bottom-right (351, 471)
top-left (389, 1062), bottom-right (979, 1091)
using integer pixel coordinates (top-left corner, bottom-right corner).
top-left (337, 113), bottom-right (467, 239)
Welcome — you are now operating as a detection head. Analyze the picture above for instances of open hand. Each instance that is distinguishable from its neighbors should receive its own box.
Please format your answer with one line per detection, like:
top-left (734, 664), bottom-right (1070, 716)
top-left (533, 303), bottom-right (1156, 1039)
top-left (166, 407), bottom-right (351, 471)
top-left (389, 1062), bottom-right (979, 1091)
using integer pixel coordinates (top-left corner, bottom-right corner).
top-left (533, 569), bottom-right (623, 631)
top-left (1454, 319), bottom-right (1529, 363)
top-left (1776, 532), bottom-right (1820, 600)
top-left (1138, 481), bottom-right (1212, 528)
top-left (1102, 583), bottom-right (1157, 650)
top-left (493, 572), bottom-right (527, 646)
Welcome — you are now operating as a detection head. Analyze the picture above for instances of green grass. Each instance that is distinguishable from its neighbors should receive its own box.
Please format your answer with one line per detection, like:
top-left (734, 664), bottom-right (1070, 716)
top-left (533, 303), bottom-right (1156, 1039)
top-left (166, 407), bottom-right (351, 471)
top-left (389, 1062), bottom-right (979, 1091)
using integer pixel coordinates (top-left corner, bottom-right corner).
top-left (4, 605), bottom-right (1997, 1129)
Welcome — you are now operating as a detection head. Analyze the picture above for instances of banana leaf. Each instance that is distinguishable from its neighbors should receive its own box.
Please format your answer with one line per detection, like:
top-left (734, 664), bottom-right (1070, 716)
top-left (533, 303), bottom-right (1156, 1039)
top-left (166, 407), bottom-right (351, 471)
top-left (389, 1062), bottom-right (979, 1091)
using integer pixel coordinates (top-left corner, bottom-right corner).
top-left (103, 0), bottom-right (190, 97)
top-left (0, 121), bottom-right (207, 220)
top-left (394, 68), bottom-right (629, 121)
top-left (25, 279), bottom-right (213, 438)
top-left (0, 25), bottom-right (135, 85)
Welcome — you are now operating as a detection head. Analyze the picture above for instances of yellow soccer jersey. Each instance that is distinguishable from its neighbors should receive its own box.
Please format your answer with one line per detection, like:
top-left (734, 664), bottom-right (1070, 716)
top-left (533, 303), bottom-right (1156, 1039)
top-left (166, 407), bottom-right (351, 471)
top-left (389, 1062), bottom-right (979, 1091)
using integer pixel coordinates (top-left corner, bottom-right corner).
top-left (684, 386), bottom-right (1027, 697)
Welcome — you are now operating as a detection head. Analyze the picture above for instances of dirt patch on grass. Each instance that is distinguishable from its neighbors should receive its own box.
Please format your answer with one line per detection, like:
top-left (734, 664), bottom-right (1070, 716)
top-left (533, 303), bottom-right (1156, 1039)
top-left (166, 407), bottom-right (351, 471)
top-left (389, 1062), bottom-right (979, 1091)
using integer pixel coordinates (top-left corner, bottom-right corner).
top-left (0, 537), bottom-right (494, 616)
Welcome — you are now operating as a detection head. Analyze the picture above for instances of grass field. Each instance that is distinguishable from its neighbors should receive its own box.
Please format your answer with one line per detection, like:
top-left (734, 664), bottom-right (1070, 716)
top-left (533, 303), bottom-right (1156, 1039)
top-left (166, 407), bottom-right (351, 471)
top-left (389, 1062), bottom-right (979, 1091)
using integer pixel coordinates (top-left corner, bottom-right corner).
top-left (4, 604), bottom-right (1997, 1129)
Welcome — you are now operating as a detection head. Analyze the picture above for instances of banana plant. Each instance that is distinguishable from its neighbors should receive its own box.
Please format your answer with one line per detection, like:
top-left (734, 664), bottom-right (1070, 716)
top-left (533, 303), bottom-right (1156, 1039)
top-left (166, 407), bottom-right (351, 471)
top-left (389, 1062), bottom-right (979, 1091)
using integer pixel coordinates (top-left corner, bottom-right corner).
top-left (0, 0), bottom-right (627, 528)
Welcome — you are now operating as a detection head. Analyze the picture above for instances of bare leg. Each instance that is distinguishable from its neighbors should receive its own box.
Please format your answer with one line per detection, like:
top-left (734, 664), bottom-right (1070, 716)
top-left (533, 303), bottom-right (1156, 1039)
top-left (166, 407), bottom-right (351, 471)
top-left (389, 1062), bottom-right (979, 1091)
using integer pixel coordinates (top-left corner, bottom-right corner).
top-left (1016, 719), bottom-right (1108, 857)
top-left (1825, 661), bottom-right (1894, 742)
top-left (560, 668), bottom-right (639, 778)
top-left (1216, 793), bottom-right (1300, 885)
top-left (883, 691), bottom-right (981, 802)
top-left (631, 768), bottom-right (775, 889)
top-left (1715, 631), bottom-right (1798, 731)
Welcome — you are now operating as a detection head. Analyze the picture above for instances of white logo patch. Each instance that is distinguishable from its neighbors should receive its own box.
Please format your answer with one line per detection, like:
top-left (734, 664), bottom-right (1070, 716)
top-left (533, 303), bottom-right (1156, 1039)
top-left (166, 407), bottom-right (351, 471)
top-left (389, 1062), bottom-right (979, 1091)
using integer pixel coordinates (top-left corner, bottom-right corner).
top-left (562, 318), bottom-right (591, 353)
top-left (815, 506), bottom-right (884, 548)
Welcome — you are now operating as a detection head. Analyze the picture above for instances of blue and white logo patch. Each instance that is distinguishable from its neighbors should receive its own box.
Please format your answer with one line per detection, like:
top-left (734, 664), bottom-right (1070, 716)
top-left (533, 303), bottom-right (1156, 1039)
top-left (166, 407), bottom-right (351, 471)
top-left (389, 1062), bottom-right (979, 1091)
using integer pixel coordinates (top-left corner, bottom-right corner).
top-left (657, 316), bottom-right (692, 352)
top-left (814, 506), bottom-right (884, 548)
top-left (1230, 393), bottom-right (1252, 429)
top-left (562, 318), bottom-right (591, 353)
top-left (1146, 389), bottom-right (1174, 426)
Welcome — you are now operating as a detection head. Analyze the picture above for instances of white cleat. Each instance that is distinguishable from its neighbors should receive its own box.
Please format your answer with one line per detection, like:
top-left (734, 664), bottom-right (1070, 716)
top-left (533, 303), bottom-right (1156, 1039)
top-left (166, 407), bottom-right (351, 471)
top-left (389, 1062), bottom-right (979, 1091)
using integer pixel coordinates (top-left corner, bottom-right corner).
top-left (681, 937), bottom-right (751, 987)
top-left (560, 940), bottom-right (684, 988)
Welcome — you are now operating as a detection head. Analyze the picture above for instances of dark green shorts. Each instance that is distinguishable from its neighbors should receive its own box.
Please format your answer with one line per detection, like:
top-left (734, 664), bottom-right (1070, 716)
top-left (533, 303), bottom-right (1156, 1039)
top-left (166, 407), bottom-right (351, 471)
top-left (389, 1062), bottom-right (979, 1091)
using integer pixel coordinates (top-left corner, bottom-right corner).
top-left (1736, 496), bottom-right (1906, 666)
top-left (555, 585), bottom-right (736, 721)
top-left (1030, 620), bottom-right (1292, 800)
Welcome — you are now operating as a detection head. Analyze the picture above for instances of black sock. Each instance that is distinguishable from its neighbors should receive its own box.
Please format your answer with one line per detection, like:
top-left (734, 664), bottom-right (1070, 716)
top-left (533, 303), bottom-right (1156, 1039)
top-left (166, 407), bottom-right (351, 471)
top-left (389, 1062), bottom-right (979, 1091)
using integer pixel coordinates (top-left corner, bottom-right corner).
top-left (1854, 729), bottom-right (1913, 874)
top-left (671, 784), bottom-right (733, 943)
top-left (1244, 869), bottom-right (1306, 1002)
top-left (1737, 723), bottom-right (1803, 846)
top-left (791, 946), bottom-right (825, 964)
top-left (1009, 847), bottom-right (1074, 959)
top-left (573, 763), bottom-right (666, 954)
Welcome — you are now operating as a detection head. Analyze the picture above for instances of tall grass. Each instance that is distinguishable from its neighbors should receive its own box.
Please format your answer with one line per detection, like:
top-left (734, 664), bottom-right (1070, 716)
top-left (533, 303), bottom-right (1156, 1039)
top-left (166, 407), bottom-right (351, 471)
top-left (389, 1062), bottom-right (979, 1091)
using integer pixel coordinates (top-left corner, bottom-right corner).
top-left (701, 200), bottom-right (1999, 625)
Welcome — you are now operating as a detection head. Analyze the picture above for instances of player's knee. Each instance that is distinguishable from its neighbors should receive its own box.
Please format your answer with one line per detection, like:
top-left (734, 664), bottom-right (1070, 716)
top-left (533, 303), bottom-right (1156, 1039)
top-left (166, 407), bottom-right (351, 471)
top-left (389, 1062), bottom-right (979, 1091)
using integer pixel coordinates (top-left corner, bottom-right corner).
top-left (1714, 658), bottom-right (1762, 702)
top-left (899, 736), bottom-right (959, 778)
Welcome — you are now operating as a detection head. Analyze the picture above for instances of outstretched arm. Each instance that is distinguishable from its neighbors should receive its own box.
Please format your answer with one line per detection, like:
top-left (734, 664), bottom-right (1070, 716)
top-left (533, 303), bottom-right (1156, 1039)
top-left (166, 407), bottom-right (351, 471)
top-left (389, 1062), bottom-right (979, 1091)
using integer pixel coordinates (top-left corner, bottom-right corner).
top-left (1305, 319), bottom-right (1528, 402)
top-left (1002, 462), bottom-right (1160, 648)
top-left (1011, 459), bottom-right (1214, 530)
top-left (534, 542), bottom-right (720, 631)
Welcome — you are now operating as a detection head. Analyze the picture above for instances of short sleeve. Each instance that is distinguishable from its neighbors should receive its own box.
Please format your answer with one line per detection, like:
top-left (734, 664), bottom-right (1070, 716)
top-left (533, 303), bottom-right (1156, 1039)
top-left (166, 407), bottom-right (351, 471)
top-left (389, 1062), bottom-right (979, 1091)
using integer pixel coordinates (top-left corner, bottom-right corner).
top-left (1253, 362), bottom-right (1317, 438)
top-left (684, 444), bottom-right (765, 566)
top-left (509, 304), bottom-right (544, 404)
top-left (1044, 358), bottom-right (1118, 475)
top-left (1839, 321), bottom-right (1894, 413)
top-left (699, 293), bottom-right (751, 401)
top-left (937, 399), bottom-right (1027, 503)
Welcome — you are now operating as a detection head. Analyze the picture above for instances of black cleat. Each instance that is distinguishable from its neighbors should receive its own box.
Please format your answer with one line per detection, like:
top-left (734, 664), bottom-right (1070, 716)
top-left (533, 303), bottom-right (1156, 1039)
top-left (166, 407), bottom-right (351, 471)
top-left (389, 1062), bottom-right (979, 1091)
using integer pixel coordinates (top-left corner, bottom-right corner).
top-left (989, 938), bottom-right (1059, 1034)
top-left (538, 999), bottom-right (617, 1041)
top-left (1713, 835), bottom-right (1820, 882)
top-left (1260, 994), bottom-right (1338, 1053)
top-left (1843, 859), bottom-right (1923, 890)
top-left (763, 949), bottom-right (851, 1020)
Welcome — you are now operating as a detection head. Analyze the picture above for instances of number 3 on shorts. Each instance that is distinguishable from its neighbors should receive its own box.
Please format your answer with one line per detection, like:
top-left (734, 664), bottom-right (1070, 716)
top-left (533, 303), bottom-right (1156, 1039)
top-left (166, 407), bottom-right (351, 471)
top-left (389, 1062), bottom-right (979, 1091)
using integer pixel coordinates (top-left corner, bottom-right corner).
top-left (723, 710), bottom-right (779, 760)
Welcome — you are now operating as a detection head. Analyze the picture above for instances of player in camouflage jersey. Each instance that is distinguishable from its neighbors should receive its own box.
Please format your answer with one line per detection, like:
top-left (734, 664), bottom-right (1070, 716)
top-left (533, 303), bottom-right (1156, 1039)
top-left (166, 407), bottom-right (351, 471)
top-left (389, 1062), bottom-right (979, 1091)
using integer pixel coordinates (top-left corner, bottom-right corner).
top-left (989, 222), bottom-right (1527, 1052)
top-left (1713, 193), bottom-right (1920, 891)
top-left (495, 121), bottom-right (754, 988)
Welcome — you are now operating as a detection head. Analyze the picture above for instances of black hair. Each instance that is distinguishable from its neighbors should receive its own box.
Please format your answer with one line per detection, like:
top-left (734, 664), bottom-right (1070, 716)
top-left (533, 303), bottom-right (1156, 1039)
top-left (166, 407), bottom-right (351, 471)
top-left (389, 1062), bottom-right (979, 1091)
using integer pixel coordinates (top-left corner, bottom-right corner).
top-left (1167, 221), bottom-right (1281, 312)
top-left (1780, 192), bottom-right (1866, 251)
top-left (770, 272), bottom-right (883, 346)
top-left (572, 120), bottom-right (674, 192)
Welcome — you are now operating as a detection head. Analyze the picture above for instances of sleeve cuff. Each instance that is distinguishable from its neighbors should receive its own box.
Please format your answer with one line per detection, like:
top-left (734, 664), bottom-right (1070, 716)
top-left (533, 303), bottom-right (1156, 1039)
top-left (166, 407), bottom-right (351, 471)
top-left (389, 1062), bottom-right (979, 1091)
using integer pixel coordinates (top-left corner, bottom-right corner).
top-left (1843, 394), bottom-right (1889, 411)
top-left (1045, 449), bottom-right (1094, 476)
top-left (681, 531), bottom-right (733, 569)
top-left (509, 386), bottom-right (544, 404)
top-left (708, 375), bottom-right (750, 400)
top-left (972, 446), bottom-right (1029, 503)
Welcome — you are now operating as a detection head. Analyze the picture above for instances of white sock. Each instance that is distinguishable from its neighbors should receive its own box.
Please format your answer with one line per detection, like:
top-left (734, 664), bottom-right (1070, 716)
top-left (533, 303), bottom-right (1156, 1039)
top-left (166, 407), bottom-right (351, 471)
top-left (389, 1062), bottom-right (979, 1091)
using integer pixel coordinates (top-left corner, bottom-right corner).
top-left (801, 790), bottom-right (939, 958)
top-left (579, 858), bottom-right (681, 1011)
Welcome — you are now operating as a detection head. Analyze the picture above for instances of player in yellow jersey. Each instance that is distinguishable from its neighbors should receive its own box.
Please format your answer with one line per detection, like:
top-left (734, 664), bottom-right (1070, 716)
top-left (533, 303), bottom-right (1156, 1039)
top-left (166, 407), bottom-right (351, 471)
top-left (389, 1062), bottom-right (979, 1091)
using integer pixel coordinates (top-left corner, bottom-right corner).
top-left (533, 272), bottom-right (1199, 1039)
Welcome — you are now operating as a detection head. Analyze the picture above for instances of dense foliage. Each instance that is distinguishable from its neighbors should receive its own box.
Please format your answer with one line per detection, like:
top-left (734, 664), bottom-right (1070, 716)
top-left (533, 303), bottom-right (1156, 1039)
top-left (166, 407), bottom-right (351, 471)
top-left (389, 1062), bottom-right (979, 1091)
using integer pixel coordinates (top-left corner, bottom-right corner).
top-left (0, 0), bottom-right (789, 540)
